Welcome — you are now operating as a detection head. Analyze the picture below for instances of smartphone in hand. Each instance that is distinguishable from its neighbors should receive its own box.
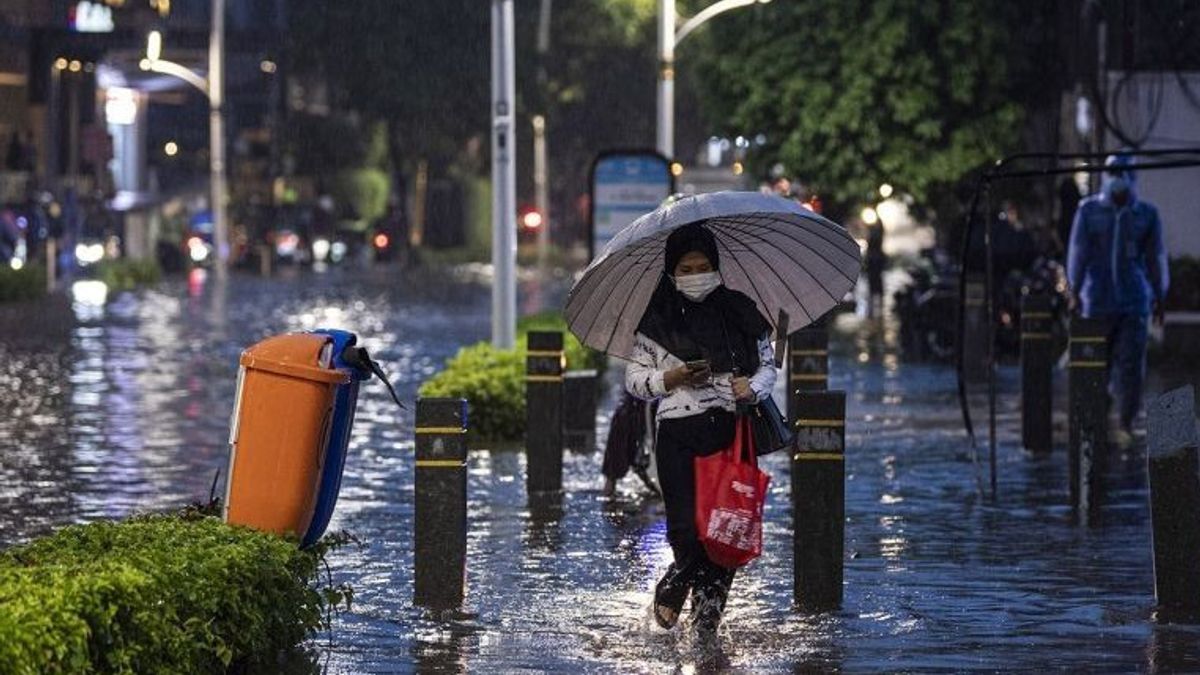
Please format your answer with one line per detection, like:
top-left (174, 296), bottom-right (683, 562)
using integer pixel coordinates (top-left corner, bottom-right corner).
top-left (685, 359), bottom-right (710, 372)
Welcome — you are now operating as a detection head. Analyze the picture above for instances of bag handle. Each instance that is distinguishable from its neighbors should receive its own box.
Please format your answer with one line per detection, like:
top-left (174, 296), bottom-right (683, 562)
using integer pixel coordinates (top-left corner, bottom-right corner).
top-left (732, 415), bottom-right (757, 465)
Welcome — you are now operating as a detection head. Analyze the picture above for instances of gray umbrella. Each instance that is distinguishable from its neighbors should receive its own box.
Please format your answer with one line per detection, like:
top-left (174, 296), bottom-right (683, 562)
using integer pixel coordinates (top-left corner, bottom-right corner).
top-left (565, 191), bottom-right (862, 359)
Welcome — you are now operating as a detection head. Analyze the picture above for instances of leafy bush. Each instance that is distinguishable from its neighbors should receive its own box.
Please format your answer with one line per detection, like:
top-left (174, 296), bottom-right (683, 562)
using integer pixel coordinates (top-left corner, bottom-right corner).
top-left (419, 342), bottom-right (525, 442)
top-left (0, 514), bottom-right (351, 674)
top-left (419, 313), bottom-right (606, 443)
top-left (0, 264), bottom-right (45, 303)
top-left (93, 259), bottom-right (161, 292)
top-left (332, 168), bottom-right (390, 227)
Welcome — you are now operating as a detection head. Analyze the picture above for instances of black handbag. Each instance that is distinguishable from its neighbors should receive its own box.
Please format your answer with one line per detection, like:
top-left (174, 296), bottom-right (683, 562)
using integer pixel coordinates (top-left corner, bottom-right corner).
top-left (740, 395), bottom-right (794, 456)
top-left (717, 312), bottom-right (793, 456)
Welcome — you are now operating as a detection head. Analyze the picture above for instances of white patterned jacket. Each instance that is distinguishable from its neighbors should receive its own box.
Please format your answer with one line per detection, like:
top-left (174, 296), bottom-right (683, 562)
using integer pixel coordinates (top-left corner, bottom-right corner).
top-left (625, 331), bottom-right (777, 421)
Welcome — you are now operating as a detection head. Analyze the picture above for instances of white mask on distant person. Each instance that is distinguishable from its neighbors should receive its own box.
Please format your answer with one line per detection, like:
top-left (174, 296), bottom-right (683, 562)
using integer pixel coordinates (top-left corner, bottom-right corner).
top-left (673, 271), bottom-right (721, 301)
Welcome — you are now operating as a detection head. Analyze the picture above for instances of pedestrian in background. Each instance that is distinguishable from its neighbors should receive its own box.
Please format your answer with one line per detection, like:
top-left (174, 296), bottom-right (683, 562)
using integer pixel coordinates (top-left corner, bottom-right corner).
top-left (625, 222), bottom-right (777, 636)
top-left (1067, 153), bottom-right (1169, 450)
top-left (865, 216), bottom-right (886, 316)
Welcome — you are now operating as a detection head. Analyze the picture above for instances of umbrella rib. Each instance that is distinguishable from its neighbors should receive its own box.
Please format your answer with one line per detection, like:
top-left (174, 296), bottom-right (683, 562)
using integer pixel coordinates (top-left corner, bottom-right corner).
top-left (742, 211), bottom-right (861, 269)
top-left (723, 214), bottom-right (844, 304)
top-left (722, 215), bottom-right (859, 287)
top-left (714, 224), bottom-right (816, 325)
top-left (577, 235), bottom-right (664, 348)
top-left (780, 213), bottom-right (863, 263)
top-left (570, 236), bottom-right (661, 339)
top-left (601, 245), bottom-right (665, 355)
top-left (713, 234), bottom-right (780, 331)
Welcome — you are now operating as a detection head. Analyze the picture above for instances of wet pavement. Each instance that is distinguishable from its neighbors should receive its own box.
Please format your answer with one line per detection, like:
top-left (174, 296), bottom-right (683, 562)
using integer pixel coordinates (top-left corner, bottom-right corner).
top-left (2, 266), bottom-right (1199, 673)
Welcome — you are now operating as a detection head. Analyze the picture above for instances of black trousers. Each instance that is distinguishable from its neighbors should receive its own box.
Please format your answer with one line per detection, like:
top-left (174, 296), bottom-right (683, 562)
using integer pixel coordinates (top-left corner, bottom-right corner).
top-left (656, 410), bottom-right (738, 614)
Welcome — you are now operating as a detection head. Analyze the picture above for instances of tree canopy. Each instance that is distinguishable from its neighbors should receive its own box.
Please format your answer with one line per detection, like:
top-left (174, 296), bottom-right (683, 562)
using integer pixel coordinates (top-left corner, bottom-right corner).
top-left (694, 0), bottom-right (1028, 218)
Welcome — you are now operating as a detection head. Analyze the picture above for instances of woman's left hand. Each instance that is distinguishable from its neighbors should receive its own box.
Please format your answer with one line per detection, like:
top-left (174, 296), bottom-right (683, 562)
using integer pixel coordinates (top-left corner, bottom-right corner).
top-left (731, 376), bottom-right (755, 402)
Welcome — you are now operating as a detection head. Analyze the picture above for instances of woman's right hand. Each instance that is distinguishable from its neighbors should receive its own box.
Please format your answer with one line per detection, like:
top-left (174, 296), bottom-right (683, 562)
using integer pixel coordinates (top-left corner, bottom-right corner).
top-left (664, 364), bottom-right (711, 391)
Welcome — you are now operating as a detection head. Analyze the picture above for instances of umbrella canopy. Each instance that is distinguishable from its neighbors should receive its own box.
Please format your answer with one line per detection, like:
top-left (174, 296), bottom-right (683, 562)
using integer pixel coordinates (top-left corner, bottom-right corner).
top-left (565, 191), bottom-right (861, 359)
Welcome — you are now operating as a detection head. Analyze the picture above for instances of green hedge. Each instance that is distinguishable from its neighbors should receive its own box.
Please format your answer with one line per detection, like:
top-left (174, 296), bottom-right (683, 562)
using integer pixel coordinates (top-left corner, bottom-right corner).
top-left (0, 264), bottom-right (45, 303)
top-left (0, 514), bottom-right (350, 674)
top-left (418, 312), bottom-right (605, 443)
top-left (93, 259), bottom-right (161, 292)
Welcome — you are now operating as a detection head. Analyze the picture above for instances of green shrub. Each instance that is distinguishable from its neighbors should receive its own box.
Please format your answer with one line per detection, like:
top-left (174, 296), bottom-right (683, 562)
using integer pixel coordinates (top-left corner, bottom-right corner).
top-left (419, 341), bottom-right (525, 442)
top-left (0, 264), bottom-right (45, 303)
top-left (418, 313), bottom-right (607, 443)
top-left (0, 514), bottom-right (351, 674)
top-left (93, 259), bottom-right (161, 292)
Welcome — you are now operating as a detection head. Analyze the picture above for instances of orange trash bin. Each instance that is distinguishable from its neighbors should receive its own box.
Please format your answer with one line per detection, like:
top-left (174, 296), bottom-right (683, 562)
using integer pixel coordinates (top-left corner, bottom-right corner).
top-left (223, 333), bottom-right (350, 538)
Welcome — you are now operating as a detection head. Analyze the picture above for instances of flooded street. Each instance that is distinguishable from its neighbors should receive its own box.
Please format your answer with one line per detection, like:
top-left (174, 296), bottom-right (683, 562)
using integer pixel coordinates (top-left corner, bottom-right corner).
top-left (2, 267), bottom-right (1198, 673)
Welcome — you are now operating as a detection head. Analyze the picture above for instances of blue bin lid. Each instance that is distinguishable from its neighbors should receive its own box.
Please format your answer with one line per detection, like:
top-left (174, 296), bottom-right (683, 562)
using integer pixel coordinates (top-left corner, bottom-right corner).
top-left (310, 328), bottom-right (372, 381)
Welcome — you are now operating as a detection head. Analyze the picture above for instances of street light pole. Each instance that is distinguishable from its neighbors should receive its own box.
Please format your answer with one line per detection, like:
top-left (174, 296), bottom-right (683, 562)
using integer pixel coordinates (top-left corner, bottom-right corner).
top-left (142, 1), bottom-right (228, 279)
top-left (491, 0), bottom-right (517, 349)
top-left (209, 0), bottom-right (228, 279)
top-left (656, 0), bottom-right (675, 159)
top-left (656, 0), bottom-right (769, 160)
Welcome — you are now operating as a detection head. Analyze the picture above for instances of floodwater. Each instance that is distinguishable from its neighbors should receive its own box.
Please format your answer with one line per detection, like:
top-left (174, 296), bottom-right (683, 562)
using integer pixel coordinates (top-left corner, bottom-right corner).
top-left (1, 266), bottom-right (1198, 673)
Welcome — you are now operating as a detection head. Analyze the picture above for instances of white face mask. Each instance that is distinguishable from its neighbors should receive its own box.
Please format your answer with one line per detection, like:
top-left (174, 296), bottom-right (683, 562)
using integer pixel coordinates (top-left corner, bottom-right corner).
top-left (673, 271), bottom-right (721, 301)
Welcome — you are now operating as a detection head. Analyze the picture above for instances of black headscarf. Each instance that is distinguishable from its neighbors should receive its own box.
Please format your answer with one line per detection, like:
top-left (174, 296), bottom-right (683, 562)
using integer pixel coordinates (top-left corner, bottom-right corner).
top-left (637, 223), bottom-right (771, 375)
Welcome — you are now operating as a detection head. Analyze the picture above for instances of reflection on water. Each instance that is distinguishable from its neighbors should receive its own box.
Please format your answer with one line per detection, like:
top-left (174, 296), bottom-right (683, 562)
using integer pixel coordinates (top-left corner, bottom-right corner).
top-left (1, 267), bottom-right (1198, 672)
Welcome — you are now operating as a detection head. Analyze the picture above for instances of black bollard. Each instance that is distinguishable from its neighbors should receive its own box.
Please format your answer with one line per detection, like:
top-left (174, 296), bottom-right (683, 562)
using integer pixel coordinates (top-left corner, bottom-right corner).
top-left (1147, 386), bottom-right (1200, 623)
top-left (787, 323), bottom-right (829, 428)
top-left (562, 369), bottom-right (599, 453)
top-left (526, 331), bottom-right (564, 493)
top-left (1020, 294), bottom-right (1055, 454)
top-left (413, 397), bottom-right (469, 609)
top-left (1068, 317), bottom-right (1109, 521)
top-left (792, 390), bottom-right (846, 612)
top-left (963, 274), bottom-right (989, 382)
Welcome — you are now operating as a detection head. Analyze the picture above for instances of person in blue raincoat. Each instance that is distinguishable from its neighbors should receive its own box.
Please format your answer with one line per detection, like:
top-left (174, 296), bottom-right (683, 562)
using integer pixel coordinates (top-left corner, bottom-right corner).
top-left (1067, 153), bottom-right (1169, 448)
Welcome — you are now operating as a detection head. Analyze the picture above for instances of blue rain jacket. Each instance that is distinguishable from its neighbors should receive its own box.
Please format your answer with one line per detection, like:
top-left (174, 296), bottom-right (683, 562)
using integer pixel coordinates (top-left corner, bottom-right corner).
top-left (1067, 156), bottom-right (1169, 316)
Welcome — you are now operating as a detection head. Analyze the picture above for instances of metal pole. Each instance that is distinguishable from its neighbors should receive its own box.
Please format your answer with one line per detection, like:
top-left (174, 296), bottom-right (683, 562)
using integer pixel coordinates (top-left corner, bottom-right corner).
top-left (210, 0), bottom-right (229, 279)
top-left (656, 0), bottom-right (675, 159)
top-left (533, 114), bottom-right (548, 267)
top-left (491, 0), bottom-right (517, 348)
top-left (985, 198), bottom-right (997, 500)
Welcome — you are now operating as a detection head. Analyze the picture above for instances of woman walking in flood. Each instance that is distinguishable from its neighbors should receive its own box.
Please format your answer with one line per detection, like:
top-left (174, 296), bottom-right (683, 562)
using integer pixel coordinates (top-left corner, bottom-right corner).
top-left (625, 222), bottom-right (778, 634)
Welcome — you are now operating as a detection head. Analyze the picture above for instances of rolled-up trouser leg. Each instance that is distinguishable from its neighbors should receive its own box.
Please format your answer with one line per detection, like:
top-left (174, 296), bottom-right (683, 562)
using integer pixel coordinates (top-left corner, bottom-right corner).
top-left (1108, 313), bottom-right (1149, 430)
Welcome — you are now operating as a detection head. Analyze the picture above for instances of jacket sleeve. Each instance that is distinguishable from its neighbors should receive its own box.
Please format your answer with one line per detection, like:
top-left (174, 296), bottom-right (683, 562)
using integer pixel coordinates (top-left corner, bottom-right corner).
top-left (1147, 206), bottom-right (1169, 303)
top-left (625, 332), bottom-right (668, 400)
top-left (748, 334), bottom-right (777, 402)
top-left (1067, 203), bottom-right (1087, 296)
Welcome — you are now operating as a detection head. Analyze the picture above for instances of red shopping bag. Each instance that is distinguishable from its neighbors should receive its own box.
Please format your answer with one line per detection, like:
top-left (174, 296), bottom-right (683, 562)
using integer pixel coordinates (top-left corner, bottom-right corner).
top-left (694, 416), bottom-right (771, 569)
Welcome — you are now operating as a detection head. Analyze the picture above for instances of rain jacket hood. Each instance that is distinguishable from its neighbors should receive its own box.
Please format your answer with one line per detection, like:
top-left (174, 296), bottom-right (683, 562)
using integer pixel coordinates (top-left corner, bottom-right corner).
top-left (1100, 153), bottom-right (1139, 206)
top-left (1067, 153), bottom-right (1169, 316)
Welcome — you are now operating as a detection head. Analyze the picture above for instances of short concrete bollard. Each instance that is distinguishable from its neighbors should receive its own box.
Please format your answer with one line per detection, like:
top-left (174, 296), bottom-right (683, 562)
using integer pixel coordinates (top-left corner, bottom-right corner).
top-left (1147, 386), bottom-right (1200, 622)
top-left (562, 369), bottom-right (599, 453)
top-left (792, 390), bottom-right (846, 612)
top-left (1068, 317), bottom-right (1109, 521)
top-left (1020, 294), bottom-right (1055, 454)
top-left (963, 274), bottom-right (990, 382)
top-left (526, 331), bottom-right (564, 493)
top-left (787, 324), bottom-right (829, 427)
top-left (413, 397), bottom-right (469, 609)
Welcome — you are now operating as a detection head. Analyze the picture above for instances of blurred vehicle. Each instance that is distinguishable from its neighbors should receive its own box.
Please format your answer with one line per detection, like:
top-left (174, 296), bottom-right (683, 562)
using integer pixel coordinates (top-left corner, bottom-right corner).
top-left (893, 248), bottom-right (960, 361)
top-left (183, 210), bottom-right (216, 267)
top-left (517, 204), bottom-right (544, 244)
top-left (893, 247), bottom-right (1071, 363)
